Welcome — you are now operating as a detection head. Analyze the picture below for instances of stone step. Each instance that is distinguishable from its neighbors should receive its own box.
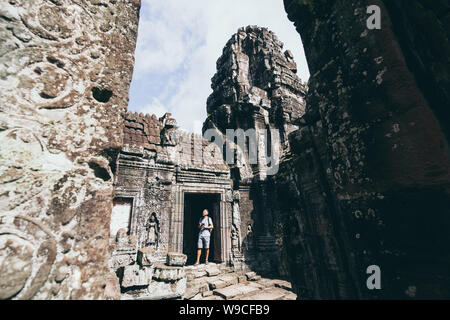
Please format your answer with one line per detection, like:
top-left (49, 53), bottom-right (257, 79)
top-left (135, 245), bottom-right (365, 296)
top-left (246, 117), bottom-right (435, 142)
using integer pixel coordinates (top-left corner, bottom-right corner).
top-left (184, 268), bottom-right (296, 301)
top-left (256, 278), bottom-right (292, 290)
top-left (202, 295), bottom-right (224, 300)
top-left (245, 271), bottom-right (261, 281)
top-left (207, 274), bottom-right (238, 290)
top-left (213, 283), bottom-right (260, 300)
top-left (186, 270), bottom-right (207, 281)
top-left (237, 287), bottom-right (295, 300)
top-left (281, 292), bottom-right (298, 300)
top-left (272, 279), bottom-right (293, 291)
top-left (205, 267), bottom-right (221, 277)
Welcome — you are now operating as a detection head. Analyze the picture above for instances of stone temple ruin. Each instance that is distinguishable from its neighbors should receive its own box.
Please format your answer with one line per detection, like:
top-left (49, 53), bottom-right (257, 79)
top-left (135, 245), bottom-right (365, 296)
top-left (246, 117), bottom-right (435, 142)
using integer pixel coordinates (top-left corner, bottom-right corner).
top-left (108, 26), bottom-right (306, 299)
top-left (1, 0), bottom-right (449, 300)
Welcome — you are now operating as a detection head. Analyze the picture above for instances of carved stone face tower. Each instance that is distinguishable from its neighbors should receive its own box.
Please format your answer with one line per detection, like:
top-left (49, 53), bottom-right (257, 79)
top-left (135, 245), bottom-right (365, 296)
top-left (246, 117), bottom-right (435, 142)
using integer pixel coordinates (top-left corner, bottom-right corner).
top-left (204, 25), bottom-right (307, 183)
top-left (203, 26), bottom-right (307, 274)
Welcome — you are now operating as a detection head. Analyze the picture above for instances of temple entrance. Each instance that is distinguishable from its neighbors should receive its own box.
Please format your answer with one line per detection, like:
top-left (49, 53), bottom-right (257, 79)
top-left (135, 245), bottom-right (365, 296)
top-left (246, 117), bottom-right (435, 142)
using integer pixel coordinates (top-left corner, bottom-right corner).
top-left (183, 193), bottom-right (221, 265)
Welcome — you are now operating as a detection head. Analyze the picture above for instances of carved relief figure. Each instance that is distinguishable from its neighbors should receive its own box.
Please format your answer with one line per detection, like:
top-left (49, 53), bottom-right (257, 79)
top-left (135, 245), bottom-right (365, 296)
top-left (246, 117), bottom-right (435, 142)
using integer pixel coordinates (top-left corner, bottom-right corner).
top-left (146, 212), bottom-right (160, 249)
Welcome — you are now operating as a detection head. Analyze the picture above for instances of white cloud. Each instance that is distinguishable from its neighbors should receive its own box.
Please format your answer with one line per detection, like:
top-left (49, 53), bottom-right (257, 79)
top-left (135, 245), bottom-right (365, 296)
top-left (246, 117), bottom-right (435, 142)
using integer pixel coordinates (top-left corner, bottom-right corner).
top-left (138, 97), bottom-right (168, 119)
top-left (129, 0), bottom-right (310, 133)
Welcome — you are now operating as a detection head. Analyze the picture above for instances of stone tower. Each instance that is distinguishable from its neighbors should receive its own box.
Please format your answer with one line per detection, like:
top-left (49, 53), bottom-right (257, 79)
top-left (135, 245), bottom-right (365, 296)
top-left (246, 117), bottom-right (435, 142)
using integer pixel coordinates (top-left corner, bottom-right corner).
top-left (203, 26), bottom-right (307, 275)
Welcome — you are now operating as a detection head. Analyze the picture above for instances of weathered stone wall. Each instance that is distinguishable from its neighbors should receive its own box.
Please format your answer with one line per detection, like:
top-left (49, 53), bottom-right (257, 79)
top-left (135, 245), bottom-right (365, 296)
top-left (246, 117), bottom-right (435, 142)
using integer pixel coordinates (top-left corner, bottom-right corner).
top-left (0, 0), bottom-right (141, 299)
top-left (276, 0), bottom-right (450, 299)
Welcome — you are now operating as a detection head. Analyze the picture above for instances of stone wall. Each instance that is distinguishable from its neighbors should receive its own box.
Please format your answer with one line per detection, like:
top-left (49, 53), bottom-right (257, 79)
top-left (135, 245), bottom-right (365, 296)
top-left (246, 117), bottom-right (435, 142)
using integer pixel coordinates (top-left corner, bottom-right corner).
top-left (276, 0), bottom-right (450, 299)
top-left (0, 0), bottom-right (141, 299)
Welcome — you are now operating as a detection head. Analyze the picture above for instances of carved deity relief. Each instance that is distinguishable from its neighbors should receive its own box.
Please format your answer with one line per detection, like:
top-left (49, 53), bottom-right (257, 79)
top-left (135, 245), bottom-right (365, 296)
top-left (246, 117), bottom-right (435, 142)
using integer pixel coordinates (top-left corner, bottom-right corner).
top-left (146, 212), bottom-right (160, 249)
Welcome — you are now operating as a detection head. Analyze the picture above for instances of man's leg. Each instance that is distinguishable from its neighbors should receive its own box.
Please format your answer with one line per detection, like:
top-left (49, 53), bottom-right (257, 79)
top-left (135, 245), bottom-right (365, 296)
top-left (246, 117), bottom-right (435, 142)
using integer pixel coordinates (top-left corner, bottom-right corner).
top-left (204, 236), bottom-right (210, 264)
top-left (205, 249), bottom-right (209, 263)
top-left (195, 249), bottom-right (202, 265)
top-left (195, 235), bottom-right (203, 265)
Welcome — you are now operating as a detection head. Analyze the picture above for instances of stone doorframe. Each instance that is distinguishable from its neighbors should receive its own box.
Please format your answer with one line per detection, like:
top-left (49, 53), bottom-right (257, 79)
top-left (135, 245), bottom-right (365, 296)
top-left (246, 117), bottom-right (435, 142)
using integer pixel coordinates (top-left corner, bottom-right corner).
top-left (113, 188), bottom-right (140, 237)
top-left (169, 185), bottom-right (232, 264)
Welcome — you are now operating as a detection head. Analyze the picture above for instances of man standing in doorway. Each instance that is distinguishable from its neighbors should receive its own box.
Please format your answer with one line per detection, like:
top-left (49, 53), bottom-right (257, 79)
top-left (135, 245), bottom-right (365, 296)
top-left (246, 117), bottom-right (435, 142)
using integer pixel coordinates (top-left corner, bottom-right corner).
top-left (194, 209), bottom-right (213, 265)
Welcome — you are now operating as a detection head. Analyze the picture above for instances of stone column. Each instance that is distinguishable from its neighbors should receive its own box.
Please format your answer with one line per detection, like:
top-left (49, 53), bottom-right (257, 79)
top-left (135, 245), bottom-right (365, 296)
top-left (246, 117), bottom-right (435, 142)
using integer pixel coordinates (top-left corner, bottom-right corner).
top-left (0, 0), bottom-right (141, 300)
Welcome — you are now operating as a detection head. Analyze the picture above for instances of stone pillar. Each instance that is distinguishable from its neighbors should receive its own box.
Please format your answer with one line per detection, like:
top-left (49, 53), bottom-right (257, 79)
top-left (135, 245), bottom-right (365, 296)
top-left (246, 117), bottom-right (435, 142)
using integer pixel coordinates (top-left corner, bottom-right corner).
top-left (0, 0), bottom-right (141, 299)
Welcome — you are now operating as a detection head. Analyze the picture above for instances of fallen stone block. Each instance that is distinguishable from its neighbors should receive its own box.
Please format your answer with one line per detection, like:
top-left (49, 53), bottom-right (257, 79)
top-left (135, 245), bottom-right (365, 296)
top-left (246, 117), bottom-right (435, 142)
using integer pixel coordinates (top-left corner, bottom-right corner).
top-left (214, 284), bottom-right (260, 300)
top-left (219, 274), bottom-right (238, 287)
top-left (121, 265), bottom-right (153, 288)
top-left (166, 252), bottom-right (187, 267)
top-left (137, 247), bottom-right (157, 267)
top-left (245, 271), bottom-right (261, 281)
top-left (104, 272), bottom-right (121, 300)
top-left (205, 267), bottom-right (221, 277)
top-left (272, 279), bottom-right (293, 291)
top-left (240, 287), bottom-right (289, 300)
top-left (208, 279), bottom-right (227, 290)
top-left (147, 277), bottom-right (186, 299)
top-left (202, 290), bottom-right (213, 297)
top-left (153, 264), bottom-right (185, 282)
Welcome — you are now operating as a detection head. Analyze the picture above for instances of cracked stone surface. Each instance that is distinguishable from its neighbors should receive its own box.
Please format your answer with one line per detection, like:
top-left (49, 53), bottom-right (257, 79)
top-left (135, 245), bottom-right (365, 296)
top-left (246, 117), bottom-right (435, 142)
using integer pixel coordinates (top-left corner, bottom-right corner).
top-left (274, 0), bottom-right (450, 299)
top-left (0, 0), bottom-right (141, 299)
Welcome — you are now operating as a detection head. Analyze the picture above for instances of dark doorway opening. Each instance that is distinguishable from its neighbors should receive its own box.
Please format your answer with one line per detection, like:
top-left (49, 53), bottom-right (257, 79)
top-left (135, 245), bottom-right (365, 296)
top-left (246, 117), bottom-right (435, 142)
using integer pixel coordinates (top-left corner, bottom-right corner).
top-left (183, 193), bottom-right (221, 265)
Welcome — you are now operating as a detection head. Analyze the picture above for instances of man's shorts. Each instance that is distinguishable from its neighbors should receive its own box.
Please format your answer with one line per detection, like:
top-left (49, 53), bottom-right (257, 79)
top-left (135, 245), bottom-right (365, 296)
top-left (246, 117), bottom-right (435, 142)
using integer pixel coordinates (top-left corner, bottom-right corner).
top-left (197, 234), bottom-right (210, 249)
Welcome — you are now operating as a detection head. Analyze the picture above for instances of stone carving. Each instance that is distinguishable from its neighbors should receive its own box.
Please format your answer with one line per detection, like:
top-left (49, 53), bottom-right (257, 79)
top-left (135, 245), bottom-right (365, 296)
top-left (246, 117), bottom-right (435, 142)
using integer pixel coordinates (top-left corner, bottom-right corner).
top-left (160, 112), bottom-right (179, 146)
top-left (0, 215), bottom-right (56, 300)
top-left (146, 212), bottom-right (160, 249)
top-left (166, 252), bottom-right (188, 267)
top-left (120, 265), bottom-right (153, 288)
top-left (137, 247), bottom-right (157, 267)
top-left (109, 229), bottom-right (138, 270)
top-left (0, 0), bottom-right (140, 299)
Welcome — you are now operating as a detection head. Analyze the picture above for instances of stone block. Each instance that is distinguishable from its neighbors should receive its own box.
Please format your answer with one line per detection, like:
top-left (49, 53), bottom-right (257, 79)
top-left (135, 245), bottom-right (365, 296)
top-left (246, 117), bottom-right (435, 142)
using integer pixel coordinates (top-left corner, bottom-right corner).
top-left (104, 272), bottom-right (121, 300)
top-left (239, 287), bottom-right (288, 300)
top-left (147, 277), bottom-right (186, 300)
top-left (137, 247), bottom-right (157, 267)
top-left (166, 252), bottom-right (187, 267)
top-left (245, 271), bottom-right (261, 281)
top-left (109, 253), bottom-right (135, 270)
top-left (205, 267), bottom-right (221, 277)
top-left (213, 284), bottom-right (259, 300)
top-left (153, 264), bottom-right (185, 282)
top-left (272, 279), bottom-right (293, 291)
top-left (220, 274), bottom-right (238, 286)
top-left (202, 290), bottom-right (213, 297)
top-left (121, 265), bottom-right (153, 288)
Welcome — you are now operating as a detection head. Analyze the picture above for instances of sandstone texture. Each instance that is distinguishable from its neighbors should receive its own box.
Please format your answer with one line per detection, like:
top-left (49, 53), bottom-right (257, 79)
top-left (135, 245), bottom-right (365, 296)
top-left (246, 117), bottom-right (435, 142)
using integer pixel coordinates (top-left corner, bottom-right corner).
top-left (275, 0), bottom-right (450, 298)
top-left (2, 0), bottom-right (449, 302)
top-left (0, 0), bottom-right (141, 299)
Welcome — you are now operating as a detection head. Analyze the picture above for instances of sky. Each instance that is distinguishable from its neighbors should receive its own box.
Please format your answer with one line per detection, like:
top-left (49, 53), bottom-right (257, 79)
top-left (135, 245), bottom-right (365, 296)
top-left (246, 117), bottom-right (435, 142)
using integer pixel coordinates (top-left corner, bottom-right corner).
top-left (128, 0), bottom-right (310, 133)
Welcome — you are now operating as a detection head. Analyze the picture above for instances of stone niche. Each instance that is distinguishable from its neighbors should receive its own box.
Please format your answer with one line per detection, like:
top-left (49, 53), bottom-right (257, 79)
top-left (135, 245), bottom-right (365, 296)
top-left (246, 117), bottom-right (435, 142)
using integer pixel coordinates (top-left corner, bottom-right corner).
top-left (0, 0), bottom-right (141, 299)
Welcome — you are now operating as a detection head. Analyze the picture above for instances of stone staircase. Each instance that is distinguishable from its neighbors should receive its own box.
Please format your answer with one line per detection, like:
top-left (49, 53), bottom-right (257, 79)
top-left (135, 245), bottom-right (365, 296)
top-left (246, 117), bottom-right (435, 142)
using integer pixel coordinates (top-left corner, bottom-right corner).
top-left (183, 263), bottom-right (297, 300)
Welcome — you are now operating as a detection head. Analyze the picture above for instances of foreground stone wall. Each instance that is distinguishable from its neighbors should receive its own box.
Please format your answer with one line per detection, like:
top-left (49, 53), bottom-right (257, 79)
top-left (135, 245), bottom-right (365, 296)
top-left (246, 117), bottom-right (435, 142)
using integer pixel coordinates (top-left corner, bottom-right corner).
top-left (277, 0), bottom-right (450, 298)
top-left (0, 0), bottom-right (141, 299)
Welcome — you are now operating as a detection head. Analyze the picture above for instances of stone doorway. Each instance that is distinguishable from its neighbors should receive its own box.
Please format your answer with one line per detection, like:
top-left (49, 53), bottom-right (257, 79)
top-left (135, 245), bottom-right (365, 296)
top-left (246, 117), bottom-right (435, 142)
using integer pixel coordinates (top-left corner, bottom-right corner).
top-left (183, 193), bottom-right (221, 265)
top-left (110, 197), bottom-right (133, 238)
